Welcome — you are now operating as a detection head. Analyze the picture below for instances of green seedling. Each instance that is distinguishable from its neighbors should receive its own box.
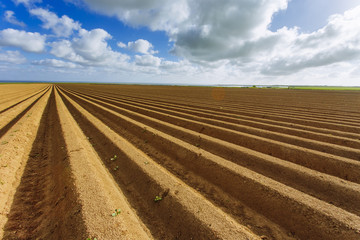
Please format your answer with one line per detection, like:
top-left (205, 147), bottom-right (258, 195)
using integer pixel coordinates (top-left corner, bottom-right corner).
top-left (195, 143), bottom-right (200, 147)
top-left (86, 238), bottom-right (97, 240)
top-left (154, 196), bottom-right (162, 202)
top-left (13, 130), bottom-right (19, 133)
top-left (144, 161), bottom-right (149, 165)
top-left (1, 164), bottom-right (8, 168)
top-left (1, 141), bottom-right (8, 145)
top-left (113, 165), bottom-right (119, 171)
top-left (111, 209), bottom-right (121, 217)
top-left (110, 155), bottom-right (118, 161)
top-left (0, 180), bottom-right (4, 185)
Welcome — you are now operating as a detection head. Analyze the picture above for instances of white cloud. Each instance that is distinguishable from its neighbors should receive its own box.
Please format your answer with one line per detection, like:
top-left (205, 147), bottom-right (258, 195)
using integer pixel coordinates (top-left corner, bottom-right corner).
top-left (159, 59), bottom-right (197, 74)
top-left (261, 6), bottom-right (360, 75)
top-left (12, 0), bottom-right (41, 7)
top-left (171, 0), bottom-right (288, 62)
top-left (79, 0), bottom-right (288, 62)
top-left (4, 11), bottom-right (26, 27)
top-left (51, 28), bottom-right (130, 67)
top-left (135, 54), bottom-right (161, 66)
top-left (118, 39), bottom-right (158, 54)
top-left (4, 0), bottom-right (360, 85)
top-left (117, 42), bottom-right (126, 48)
top-left (0, 50), bottom-right (26, 64)
top-left (80, 0), bottom-right (189, 32)
top-left (74, 28), bottom-right (129, 64)
top-left (0, 28), bottom-right (46, 53)
top-left (30, 8), bottom-right (81, 37)
top-left (50, 40), bottom-right (83, 63)
top-left (78, 0), bottom-right (360, 78)
top-left (32, 58), bottom-right (78, 68)
top-left (73, 28), bottom-right (112, 61)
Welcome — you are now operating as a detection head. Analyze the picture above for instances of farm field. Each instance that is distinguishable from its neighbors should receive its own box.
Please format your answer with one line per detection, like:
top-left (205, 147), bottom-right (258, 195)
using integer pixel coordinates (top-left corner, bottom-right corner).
top-left (1, 83), bottom-right (360, 239)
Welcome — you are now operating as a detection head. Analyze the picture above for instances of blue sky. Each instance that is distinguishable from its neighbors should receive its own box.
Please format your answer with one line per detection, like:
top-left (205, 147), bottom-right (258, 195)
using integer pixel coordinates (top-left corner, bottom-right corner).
top-left (1, 0), bottom-right (360, 85)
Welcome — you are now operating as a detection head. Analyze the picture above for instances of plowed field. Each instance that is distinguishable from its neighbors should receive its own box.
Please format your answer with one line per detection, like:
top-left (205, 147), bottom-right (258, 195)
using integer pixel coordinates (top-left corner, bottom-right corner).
top-left (1, 84), bottom-right (360, 240)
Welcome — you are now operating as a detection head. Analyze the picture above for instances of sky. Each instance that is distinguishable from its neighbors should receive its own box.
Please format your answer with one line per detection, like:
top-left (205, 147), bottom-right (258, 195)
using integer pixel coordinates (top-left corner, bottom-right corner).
top-left (1, 0), bottom-right (360, 85)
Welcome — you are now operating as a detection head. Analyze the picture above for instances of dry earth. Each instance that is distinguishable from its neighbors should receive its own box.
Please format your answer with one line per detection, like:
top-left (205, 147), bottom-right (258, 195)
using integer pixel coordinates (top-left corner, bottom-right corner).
top-left (1, 83), bottom-right (360, 239)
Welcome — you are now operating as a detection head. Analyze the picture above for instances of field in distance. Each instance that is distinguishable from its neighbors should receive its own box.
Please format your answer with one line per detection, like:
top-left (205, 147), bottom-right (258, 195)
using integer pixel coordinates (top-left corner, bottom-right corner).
top-left (1, 83), bottom-right (360, 240)
top-left (288, 86), bottom-right (360, 90)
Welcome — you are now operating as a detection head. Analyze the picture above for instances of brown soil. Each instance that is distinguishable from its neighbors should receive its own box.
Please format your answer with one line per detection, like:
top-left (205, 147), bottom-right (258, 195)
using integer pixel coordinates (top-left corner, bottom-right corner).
top-left (3, 88), bottom-right (87, 239)
top-left (1, 83), bottom-right (360, 240)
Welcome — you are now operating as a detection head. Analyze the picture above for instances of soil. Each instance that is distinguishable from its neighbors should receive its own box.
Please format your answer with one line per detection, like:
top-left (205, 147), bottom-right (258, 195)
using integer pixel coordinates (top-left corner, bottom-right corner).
top-left (1, 83), bottom-right (360, 239)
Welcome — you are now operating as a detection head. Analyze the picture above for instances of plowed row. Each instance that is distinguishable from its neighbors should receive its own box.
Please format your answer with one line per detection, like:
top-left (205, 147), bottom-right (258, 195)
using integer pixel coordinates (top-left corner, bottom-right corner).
top-left (1, 84), bottom-right (360, 240)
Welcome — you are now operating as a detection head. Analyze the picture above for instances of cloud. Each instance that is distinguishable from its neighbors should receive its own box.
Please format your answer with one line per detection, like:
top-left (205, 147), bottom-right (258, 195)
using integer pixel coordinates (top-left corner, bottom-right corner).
top-left (261, 6), bottom-right (360, 75)
top-left (12, 0), bottom-right (41, 7)
top-left (117, 42), bottom-right (126, 48)
top-left (159, 59), bottom-right (197, 74)
top-left (79, 0), bottom-right (189, 32)
top-left (0, 50), bottom-right (26, 64)
top-left (77, 0), bottom-right (360, 77)
top-left (32, 58), bottom-right (78, 68)
top-left (51, 28), bottom-right (130, 67)
top-left (79, 0), bottom-right (288, 62)
top-left (0, 28), bottom-right (46, 53)
top-left (30, 8), bottom-right (81, 37)
top-left (118, 39), bottom-right (157, 54)
top-left (135, 54), bottom-right (161, 66)
top-left (4, 10), bottom-right (26, 27)
top-left (170, 0), bottom-right (288, 62)
top-left (4, 0), bottom-right (360, 85)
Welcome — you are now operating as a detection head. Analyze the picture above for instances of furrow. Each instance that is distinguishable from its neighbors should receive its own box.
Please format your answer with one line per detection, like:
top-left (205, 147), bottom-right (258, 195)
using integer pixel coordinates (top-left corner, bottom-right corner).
top-left (63, 86), bottom-right (360, 141)
top-left (0, 86), bottom-right (49, 114)
top-left (55, 88), bottom-right (152, 239)
top-left (0, 87), bottom-right (50, 138)
top-left (61, 87), bottom-right (360, 184)
top-left (0, 88), bottom-right (51, 239)
top-left (58, 87), bottom-right (360, 240)
top-left (57, 88), bottom-right (259, 240)
top-left (60, 87), bottom-right (360, 216)
top-left (2, 87), bottom-right (87, 239)
top-left (64, 88), bottom-right (360, 159)
top-left (96, 91), bottom-right (360, 150)
top-left (68, 86), bottom-right (360, 126)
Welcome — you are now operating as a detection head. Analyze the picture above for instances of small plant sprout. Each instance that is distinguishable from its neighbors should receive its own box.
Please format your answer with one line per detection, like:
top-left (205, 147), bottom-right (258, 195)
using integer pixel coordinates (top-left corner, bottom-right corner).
top-left (114, 165), bottom-right (119, 171)
top-left (1, 141), bottom-right (8, 145)
top-left (112, 209), bottom-right (121, 217)
top-left (144, 161), bottom-right (149, 165)
top-left (110, 155), bottom-right (118, 161)
top-left (154, 196), bottom-right (162, 202)
top-left (86, 238), bottom-right (97, 240)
